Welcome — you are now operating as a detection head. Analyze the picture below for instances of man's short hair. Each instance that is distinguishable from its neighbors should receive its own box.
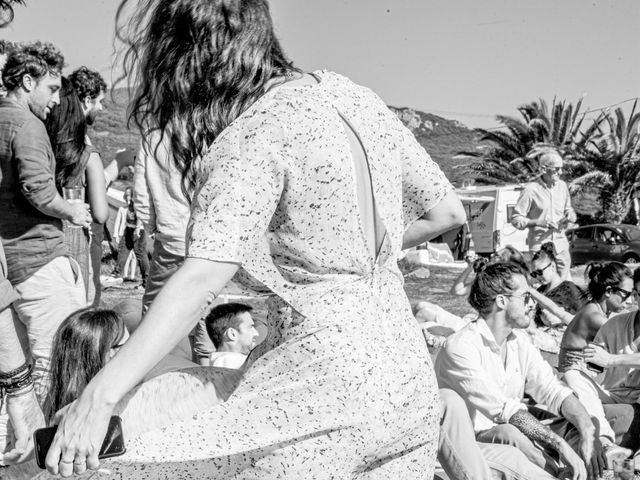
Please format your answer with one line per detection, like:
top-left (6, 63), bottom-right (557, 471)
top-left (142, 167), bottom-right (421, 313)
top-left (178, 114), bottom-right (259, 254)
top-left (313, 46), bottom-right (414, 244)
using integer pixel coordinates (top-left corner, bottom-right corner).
top-left (468, 261), bottom-right (525, 316)
top-left (539, 151), bottom-right (563, 168)
top-left (68, 66), bottom-right (106, 100)
top-left (204, 303), bottom-right (253, 350)
top-left (2, 41), bottom-right (64, 92)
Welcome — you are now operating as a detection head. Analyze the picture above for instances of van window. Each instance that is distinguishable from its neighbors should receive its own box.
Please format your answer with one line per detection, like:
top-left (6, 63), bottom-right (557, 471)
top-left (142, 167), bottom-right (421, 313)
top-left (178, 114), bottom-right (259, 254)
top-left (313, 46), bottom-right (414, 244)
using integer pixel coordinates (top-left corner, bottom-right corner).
top-left (506, 205), bottom-right (515, 222)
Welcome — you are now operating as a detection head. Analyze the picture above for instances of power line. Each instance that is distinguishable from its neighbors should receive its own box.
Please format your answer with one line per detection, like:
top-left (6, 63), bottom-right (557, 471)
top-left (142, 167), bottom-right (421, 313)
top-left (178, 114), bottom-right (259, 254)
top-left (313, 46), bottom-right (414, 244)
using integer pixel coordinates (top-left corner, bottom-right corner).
top-left (419, 97), bottom-right (639, 123)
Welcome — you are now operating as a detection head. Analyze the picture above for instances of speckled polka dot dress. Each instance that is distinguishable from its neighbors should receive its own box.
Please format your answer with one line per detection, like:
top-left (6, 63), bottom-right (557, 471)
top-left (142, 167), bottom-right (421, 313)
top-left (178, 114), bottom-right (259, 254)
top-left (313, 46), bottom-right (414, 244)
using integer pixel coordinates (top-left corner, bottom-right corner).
top-left (55, 71), bottom-right (452, 479)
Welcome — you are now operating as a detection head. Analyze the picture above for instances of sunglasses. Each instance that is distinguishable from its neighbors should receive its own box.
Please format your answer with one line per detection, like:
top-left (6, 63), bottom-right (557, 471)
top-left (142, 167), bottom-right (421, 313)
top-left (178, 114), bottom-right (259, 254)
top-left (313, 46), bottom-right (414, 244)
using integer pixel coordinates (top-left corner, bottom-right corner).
top-left (504, 291), bottom-right (534, 304)
top-left (544, 166), bottom-right (562, 173)
top-left (610, 286), bottom-right (635, 302)
top-left (531, 263), bottom-right (553, 278)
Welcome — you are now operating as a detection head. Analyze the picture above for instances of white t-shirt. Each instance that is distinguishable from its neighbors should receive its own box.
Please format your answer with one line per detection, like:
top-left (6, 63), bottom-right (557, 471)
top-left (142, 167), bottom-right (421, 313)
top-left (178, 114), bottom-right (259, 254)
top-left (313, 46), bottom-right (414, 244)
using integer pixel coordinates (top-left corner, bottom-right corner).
top-left (209, 351), bottom-right (247, 370)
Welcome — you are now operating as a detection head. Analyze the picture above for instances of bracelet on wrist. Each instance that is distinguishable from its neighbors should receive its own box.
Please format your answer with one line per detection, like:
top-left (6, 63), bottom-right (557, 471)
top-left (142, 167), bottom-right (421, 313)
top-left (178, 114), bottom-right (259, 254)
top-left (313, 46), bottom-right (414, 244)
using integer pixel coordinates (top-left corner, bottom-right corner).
top-left (5, 374), bottom-right (34, 393)
top-left (5, 381), bottom-right (34, 398)
top-left (0, 362), bottom-right (30, 381)
top-left (0, 364), bottom-right (33, 390)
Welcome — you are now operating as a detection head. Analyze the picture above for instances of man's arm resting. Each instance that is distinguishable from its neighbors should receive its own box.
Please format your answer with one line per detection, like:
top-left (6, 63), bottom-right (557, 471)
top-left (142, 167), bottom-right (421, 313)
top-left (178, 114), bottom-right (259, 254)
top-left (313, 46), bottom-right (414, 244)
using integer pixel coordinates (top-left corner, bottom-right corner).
top-left (0, 308), bottom-right (45, 465)
top-left (559, 394), bottom-right (596, 439)
top-left (509, 409), bottom-right (564, 451)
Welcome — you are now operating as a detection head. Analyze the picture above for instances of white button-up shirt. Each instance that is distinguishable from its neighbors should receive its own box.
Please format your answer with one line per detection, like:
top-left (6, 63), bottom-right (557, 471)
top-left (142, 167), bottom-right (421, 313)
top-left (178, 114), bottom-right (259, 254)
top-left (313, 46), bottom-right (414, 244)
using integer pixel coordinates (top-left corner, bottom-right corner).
top-left (511, 178), bottom-right (576, 252)
top-left (435, 318), bottom-right (574, 433)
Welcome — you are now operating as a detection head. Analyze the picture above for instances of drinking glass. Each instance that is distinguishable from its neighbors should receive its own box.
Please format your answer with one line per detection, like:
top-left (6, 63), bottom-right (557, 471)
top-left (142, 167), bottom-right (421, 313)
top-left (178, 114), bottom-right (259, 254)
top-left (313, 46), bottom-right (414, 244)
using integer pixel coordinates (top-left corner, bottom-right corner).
top-left (63, 186), bottom-right (85, 228)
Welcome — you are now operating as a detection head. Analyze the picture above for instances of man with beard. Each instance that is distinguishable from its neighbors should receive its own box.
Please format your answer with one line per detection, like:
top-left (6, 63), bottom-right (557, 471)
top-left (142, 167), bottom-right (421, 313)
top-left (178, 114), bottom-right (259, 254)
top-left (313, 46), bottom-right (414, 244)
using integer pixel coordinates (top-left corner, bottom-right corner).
top-left (435, 262), bottom-right (607, 480)
top-left (0, 42), bottom-right (91, 463)
top-left (69, 67), bottom-right (110, 306)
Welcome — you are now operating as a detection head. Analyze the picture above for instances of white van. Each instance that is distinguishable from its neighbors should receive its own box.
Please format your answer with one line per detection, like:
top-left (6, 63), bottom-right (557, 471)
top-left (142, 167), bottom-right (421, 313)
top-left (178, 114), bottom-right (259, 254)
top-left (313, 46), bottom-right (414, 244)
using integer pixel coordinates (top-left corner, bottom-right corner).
top-left (457, 184), bottom-right (528, 255)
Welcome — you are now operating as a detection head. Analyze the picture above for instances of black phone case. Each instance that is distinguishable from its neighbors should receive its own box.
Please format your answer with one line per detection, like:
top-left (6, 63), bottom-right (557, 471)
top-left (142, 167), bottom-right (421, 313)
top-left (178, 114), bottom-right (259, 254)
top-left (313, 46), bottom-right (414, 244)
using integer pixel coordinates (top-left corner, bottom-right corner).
top-left (34, 415), bottom-right (126, 469)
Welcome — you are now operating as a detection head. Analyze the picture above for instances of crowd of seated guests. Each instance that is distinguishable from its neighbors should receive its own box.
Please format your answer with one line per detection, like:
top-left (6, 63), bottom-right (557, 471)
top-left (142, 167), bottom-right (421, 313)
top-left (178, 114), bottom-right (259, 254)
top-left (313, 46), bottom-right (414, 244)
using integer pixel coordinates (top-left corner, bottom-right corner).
top-left (435, 260), bottom-right (638, 479)
top-left (8, 243), bottom-right (640, 479)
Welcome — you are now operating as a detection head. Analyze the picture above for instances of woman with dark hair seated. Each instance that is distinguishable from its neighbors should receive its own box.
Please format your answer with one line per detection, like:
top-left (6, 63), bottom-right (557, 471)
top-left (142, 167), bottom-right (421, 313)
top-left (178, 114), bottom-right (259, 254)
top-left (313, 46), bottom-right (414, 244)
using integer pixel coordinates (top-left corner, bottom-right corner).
top-left (559, 262), bottom-right (634, 460)
top-left (530, 242), bottom-right (585, 328)
top-left (44, 309), bottom-right (129, 423)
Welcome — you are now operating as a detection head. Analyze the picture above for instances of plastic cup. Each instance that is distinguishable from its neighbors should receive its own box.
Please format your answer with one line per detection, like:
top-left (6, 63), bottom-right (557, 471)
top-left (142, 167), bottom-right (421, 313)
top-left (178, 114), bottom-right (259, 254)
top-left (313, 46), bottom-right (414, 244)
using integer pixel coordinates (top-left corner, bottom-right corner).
top-left (63, 186), bottom-right (85, 203)
top-left (62, 186), bottom-right (85, 228)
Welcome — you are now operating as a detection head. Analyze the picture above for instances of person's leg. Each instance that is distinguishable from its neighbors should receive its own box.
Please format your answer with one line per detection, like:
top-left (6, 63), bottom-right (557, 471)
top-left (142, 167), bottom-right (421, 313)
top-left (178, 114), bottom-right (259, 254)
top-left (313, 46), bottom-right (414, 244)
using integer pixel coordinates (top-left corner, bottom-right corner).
top-left (476, 424), bottom-right (547, 471)
top-left (479, 443), bottom-right (557, 480)
top-left (133, 229), bottom-right (149, 287)
top-left (142, 239), bottom-right (184, 313)
top-left (603, 403), bottom-right (639, 449)
top-left (12, 257), bottom-right (87, 403)
top-left (561, 369), bottom-right (616, 442)
top-left (438, 388), bottom-right (492, 480)
top-left (555, 248), bottom-right (572, 281)
top-left (89, 222), bottom-right (104, 307)
top-left (112, 234), bottom-right (130, 277)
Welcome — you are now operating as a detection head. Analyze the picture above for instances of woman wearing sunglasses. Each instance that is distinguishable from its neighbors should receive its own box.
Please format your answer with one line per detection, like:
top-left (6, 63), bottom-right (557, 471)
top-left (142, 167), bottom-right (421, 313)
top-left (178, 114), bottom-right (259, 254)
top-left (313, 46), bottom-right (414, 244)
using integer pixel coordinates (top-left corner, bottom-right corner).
top-left (559, 261), bottom-right (634, 457)
top-left (530, 242), bottom-right (585, 328)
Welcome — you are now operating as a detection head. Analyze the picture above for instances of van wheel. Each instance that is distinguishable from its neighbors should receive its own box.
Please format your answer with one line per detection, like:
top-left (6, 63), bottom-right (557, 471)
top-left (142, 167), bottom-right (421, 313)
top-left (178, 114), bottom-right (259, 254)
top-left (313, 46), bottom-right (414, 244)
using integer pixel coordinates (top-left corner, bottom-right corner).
top-left (623, 253), bottom-right (640, 264)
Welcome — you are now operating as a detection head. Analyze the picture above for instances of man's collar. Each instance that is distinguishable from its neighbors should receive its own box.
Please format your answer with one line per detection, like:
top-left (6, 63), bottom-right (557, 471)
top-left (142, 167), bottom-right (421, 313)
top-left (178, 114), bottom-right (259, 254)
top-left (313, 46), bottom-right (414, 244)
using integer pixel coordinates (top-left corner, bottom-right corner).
top-left (0, 96), bottom-right (21, 108)
top-left (475, 317), bottom-right (517, 352)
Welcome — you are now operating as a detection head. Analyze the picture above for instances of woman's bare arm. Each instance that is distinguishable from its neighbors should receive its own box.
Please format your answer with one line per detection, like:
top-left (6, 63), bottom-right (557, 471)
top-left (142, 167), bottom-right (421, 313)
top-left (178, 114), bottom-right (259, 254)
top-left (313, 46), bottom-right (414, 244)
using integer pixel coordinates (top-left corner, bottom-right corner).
top-left (84, 152), bottom-right (108, 224)
top-left (528, 288), bottom-right (574, 325)
top-left (402, 189), bottom-right (466, 250)
top-left (450, 265), bottom-right (475, 296)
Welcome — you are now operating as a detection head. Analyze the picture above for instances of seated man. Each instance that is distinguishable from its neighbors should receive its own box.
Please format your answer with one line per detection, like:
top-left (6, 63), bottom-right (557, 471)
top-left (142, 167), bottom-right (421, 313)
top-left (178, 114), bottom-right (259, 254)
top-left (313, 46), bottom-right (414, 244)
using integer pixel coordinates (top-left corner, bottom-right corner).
top-left (435, 261), bottom-right (607, 479)
top-left (205, 303), bottom-right (259, 369)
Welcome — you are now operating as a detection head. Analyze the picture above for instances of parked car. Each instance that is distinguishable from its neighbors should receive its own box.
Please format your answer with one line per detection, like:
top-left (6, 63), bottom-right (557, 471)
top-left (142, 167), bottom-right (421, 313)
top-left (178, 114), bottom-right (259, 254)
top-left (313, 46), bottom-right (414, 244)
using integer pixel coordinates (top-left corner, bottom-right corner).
top-left (566, 224), bottom-right (640, 265)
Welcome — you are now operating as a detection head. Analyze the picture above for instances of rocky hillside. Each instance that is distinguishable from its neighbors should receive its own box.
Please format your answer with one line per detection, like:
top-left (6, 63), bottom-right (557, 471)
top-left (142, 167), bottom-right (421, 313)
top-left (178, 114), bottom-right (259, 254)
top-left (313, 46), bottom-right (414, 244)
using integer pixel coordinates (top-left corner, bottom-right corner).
top-left (388, 106), bottom-right (479, 185)
top-left (89, 89), bottom-right (480, 186)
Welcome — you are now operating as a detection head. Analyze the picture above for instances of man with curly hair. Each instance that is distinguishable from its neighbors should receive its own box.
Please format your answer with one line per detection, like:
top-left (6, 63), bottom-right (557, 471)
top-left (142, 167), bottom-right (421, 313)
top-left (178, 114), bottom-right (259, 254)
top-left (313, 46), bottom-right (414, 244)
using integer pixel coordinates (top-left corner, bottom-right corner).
top-left (0, 42), bottom-right (91, 407)
top-left (68, 66), bottom-right (106, 126)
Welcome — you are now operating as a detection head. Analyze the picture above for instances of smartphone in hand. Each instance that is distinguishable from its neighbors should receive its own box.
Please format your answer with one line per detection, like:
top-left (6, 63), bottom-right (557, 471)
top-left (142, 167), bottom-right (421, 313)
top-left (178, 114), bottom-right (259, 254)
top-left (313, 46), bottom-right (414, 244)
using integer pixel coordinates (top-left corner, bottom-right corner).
top-left (33, 415), bottom-right (125, 469)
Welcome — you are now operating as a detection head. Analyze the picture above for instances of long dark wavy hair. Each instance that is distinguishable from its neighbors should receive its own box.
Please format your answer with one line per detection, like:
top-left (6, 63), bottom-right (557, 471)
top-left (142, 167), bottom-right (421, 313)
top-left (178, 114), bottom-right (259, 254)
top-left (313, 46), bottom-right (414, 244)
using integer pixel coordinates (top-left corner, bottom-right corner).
top-left (44, 309), bottom-right (125, 422)
top-left (44, 76), bottom-right (88, 189)
top-left (115, 0), bottom-right (298, 197)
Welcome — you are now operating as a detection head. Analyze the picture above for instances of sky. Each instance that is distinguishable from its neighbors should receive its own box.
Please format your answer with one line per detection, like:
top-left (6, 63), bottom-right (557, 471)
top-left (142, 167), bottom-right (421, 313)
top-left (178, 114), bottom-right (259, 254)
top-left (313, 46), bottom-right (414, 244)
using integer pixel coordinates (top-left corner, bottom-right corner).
top-left (3, 0), bottom-right (639, 128)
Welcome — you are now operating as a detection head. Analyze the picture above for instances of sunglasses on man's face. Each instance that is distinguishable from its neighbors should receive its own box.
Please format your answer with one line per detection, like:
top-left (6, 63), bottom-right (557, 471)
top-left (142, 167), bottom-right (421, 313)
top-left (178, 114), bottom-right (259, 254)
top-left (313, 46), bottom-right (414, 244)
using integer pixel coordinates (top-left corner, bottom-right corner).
top-left (531, 263), bottom-right (553, 279)
top-left (504, 291), bottom-right (534, 305)
top-left (544, 166), bottom-right (562, 174)
top-left (611, 286), bottom-right (635, 302)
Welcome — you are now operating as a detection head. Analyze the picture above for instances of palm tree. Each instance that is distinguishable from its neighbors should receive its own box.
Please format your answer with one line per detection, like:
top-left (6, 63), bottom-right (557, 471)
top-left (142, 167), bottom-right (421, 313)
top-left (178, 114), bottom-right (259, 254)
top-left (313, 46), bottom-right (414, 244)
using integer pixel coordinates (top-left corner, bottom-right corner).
top-left (459, 97), bottom-right (604, 184)
top-left (569, 100), bottom-right (640, 223)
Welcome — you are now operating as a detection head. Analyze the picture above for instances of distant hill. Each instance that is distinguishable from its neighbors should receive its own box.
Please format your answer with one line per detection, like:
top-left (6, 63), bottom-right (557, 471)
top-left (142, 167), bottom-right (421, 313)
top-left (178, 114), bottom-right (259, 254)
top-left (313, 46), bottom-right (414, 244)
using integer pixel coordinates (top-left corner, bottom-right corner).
top-left (388, 106), bottom-right (480, 185)
top-left (89, 89), bottom-right (480, 186)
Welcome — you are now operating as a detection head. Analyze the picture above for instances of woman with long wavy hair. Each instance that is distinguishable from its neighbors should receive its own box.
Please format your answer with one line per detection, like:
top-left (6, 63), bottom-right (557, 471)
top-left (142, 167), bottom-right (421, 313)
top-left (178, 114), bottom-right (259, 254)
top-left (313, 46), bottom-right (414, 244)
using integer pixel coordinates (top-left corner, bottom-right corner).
top-left (45, 1), bottom-right (466, 478)
top-left (45, 76), bottom-right (108, 300)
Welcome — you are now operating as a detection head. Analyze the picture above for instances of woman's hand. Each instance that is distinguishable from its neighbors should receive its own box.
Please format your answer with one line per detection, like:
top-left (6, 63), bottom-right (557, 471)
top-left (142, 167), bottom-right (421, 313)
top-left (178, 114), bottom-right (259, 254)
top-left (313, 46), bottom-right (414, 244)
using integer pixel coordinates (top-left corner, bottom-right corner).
top-left (583, 344), bottom-right (613, 368)
top-left (45, 391), bottom-right (115, 477)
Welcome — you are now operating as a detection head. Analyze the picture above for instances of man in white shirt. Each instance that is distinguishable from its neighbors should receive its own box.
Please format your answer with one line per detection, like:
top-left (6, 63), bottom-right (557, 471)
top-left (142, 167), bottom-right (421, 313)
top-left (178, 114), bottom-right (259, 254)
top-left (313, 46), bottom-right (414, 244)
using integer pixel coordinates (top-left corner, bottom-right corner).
top-left (511, 150), bottom-right (576, 279)
top-left (436, 261), bottom-right (606, 479)
top-left (205, 303), bottom-right (260, 369)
